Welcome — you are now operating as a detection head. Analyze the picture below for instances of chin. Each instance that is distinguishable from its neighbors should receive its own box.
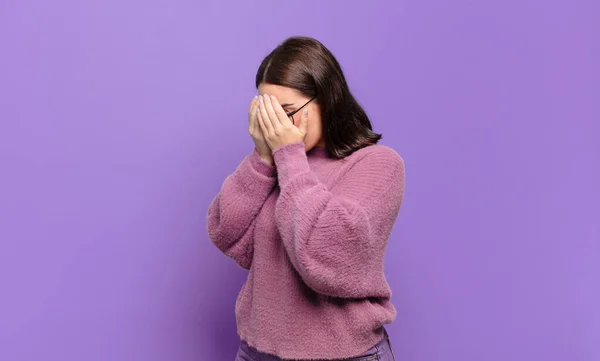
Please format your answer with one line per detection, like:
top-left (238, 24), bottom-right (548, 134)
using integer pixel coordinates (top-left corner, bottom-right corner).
top-left (304, 138), bottom-right (324, 152)
top-left (304, 143), bottom-right (320, 152)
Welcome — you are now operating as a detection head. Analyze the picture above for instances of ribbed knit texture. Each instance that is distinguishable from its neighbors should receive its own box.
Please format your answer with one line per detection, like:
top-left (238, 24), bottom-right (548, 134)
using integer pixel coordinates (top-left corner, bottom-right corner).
top-left (207, 142), bottom-right (405, 360)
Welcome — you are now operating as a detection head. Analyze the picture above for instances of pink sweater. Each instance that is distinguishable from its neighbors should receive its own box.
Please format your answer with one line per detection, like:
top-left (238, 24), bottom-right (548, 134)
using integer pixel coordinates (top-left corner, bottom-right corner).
top-left (207, 142), bottom-right (405, 360)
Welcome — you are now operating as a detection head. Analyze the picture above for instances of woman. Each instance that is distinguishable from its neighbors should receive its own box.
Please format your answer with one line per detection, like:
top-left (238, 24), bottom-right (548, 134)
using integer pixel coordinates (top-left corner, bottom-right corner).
top-left (207, 36), bottom-right (404, 361)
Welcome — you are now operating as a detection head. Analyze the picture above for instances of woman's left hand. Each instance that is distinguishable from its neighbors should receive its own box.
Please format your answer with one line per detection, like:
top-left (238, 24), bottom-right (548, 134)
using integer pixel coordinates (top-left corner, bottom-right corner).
top-left (256, 94), bottom-right (309, 151)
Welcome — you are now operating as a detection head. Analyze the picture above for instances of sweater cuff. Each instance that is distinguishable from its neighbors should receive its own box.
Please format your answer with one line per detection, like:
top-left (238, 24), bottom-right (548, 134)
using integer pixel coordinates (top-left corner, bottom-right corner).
top-left (272, 142), bottom-right (311, 188)
top-left (248, 148), bottom-right (276, 178)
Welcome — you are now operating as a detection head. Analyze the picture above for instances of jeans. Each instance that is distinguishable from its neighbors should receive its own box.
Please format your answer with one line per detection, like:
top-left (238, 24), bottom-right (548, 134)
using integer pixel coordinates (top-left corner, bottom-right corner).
top-left (234, 328), bottom-right (396, 361)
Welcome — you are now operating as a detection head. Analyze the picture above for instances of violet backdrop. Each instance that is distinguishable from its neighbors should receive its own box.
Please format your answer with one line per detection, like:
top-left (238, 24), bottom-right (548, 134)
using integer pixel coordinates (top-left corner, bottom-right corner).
top-left (0, 0), bottom-right (598, 360)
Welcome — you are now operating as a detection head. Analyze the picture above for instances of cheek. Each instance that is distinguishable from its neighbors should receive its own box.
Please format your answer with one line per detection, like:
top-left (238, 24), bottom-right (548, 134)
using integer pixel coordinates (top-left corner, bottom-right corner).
top-left (305, 117), bottom-right (322, 143)
top-left (308, 114), bottom-right (321, 133)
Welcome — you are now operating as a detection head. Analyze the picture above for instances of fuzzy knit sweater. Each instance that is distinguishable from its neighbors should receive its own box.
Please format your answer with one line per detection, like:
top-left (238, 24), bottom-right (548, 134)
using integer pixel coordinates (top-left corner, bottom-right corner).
top-left (207, 141), bottom-right (405, 360)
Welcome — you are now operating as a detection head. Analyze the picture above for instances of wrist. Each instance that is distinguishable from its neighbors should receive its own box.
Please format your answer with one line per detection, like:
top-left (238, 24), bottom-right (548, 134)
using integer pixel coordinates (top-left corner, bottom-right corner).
top-left (259, 155), bottom-right (274, 165)
top-left (253, 148), bottom-right (274, 165)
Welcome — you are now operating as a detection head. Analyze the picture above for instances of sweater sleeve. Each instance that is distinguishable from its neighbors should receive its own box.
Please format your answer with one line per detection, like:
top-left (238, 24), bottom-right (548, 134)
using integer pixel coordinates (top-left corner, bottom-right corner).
top-left (272, 142), bottom-right (405, 298)
top-left (207, 149), bottom-right (277, 270)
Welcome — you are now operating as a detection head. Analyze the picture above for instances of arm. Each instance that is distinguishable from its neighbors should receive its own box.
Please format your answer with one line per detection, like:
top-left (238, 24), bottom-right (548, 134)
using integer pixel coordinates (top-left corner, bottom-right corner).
top-left (207, 149), bottom-right (276, 269)
top-left (273, 143), bottom-right (405, 298)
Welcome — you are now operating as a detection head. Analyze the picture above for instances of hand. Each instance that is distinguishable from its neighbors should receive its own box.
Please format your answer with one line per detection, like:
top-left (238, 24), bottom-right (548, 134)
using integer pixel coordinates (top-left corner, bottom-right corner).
top-left (248, 96), bottom-right (273, 165)
top-left (256, 94), bottom-right (309, 151)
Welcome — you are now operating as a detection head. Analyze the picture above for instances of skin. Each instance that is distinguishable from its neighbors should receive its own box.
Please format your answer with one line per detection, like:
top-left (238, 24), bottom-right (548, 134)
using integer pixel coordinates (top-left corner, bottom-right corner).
top-left (248, 83), bottom-right (324, 165)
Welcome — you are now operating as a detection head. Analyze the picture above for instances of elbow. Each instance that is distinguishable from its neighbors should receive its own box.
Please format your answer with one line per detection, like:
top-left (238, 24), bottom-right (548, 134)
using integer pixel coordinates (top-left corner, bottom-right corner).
top-left (293, 248), bottom-right (368, 298)
top-left (296, 263), bottom-right (368, 298)
top-left (206, 212), bottom-right (229, 251)
top-left (206, 199), bottom-right (236, 250)
top-left (206, 198), bottom-right (222, 242)
top-left (207, 223), bottom-right (235, 253)
top-left (296, 265), bottom-right (340, 296)
top-left (290, 223), bottom-right (376, 298)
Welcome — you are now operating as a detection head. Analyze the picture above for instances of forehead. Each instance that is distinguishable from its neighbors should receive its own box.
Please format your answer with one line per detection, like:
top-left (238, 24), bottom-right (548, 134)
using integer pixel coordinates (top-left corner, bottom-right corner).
top-left (257, 83), bottom-right (303, 100)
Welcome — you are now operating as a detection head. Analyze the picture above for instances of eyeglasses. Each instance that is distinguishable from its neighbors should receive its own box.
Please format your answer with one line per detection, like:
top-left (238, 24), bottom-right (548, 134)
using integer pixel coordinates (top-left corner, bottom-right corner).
top-left (285, 95), bottom-right (316, 122)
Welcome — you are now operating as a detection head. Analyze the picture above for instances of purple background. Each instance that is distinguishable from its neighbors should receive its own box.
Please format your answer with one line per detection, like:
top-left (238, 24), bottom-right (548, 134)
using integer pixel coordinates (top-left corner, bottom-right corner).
top-left (0, 0), bottom-right (598, 360)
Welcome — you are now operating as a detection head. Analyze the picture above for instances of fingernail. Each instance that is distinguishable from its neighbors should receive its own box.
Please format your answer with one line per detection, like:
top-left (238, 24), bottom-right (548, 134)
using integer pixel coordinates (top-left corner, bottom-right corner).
top-left (259, 96), bottom-right (264, 103)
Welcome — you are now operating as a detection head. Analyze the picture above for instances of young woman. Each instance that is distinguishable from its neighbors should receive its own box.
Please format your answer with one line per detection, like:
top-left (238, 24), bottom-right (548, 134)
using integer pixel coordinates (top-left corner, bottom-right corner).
top-left (207, 36), bottom-right (405, 361)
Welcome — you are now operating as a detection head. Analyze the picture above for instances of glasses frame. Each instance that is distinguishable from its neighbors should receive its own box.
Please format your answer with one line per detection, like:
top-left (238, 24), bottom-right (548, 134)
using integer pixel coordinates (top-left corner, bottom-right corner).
top-left (286, 94), bottom-right (317, 122)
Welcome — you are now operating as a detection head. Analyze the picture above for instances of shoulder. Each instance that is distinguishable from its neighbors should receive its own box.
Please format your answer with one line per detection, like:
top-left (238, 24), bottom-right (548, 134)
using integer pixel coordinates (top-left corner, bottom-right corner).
top-left (335, 144), bottom-right (405, 194)
top-left (346, 144), bottom-right (404, 170)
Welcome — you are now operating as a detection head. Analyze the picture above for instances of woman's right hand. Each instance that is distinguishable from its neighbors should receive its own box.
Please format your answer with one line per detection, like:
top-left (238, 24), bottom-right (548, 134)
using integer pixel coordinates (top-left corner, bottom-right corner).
top-left (248, 96), bottom-right (273, 165)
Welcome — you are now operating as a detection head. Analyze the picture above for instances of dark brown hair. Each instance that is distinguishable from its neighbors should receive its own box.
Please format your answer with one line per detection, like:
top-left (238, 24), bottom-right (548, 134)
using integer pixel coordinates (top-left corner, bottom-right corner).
top-left (255, 36), bottom-right (382, 159)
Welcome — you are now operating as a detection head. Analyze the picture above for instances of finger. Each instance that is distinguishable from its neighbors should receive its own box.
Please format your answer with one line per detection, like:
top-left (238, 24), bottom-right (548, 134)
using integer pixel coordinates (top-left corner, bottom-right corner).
top-left (299, 108), bottom-right (309, 136)
top-left (269, 95), bottom-right (294, 127)
top-left (248, 96), bottom-right (259, 128)
top-left (263, 95), bottom-right (285, 130)
top-left (256, 105), bottom-right (270, 137)
top-left (249, 96), bottom-right (259, 118)
top-left (258, 95), bottom-right (275, 133)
